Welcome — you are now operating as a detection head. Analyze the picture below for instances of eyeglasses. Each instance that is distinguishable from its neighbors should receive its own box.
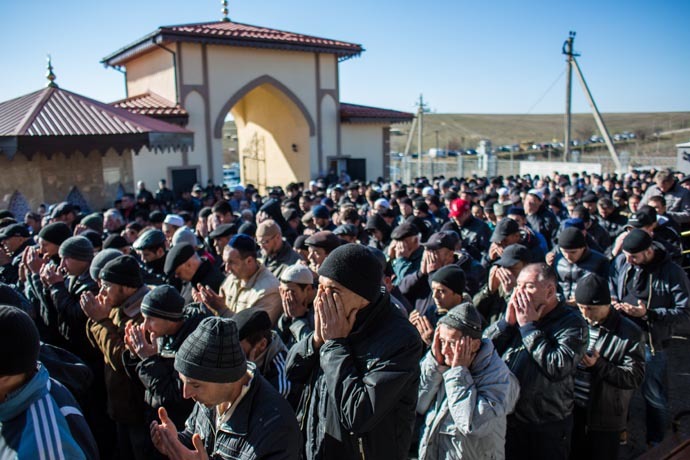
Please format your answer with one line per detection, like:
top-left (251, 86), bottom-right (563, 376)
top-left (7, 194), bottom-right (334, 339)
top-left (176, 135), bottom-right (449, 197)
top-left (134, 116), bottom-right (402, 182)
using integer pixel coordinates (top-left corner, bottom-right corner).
top-left (257, 234), bottom-right (277, 246)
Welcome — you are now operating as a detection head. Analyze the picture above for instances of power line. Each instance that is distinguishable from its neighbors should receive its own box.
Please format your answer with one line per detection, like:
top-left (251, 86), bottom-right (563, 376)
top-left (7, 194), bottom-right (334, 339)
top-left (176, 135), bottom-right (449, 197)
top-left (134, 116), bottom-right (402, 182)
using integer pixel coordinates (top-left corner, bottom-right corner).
top-left (525, 68), bottom-right (566, 114)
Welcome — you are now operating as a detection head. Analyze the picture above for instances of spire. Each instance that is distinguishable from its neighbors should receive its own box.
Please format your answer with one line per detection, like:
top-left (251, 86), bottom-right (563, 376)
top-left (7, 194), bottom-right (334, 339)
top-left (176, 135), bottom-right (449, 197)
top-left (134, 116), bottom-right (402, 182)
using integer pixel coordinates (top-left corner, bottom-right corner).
top-left (46, 54), bottom-right (58, 88)
top-left (221, 0), bottom-right (230, 22)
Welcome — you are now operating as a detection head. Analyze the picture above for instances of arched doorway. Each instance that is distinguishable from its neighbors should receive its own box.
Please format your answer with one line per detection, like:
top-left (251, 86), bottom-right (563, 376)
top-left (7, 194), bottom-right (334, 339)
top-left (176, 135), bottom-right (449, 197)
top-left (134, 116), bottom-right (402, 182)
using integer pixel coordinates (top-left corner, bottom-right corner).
top-left (214, 76), bottom-right (315, 192)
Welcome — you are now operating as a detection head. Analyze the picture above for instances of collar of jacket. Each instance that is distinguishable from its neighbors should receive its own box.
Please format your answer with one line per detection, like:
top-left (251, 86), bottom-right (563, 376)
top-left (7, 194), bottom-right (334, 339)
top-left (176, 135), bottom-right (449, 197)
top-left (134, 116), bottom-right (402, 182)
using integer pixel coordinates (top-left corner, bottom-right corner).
top-left (469, 338), bottom-right (496, 374)
top-left (191, 259), bottom-right (213, 286)
top-left (0, 364), bottom-right (48, 422)
top-left (349, 291), bottom-right (389, 338)
top-left (217, 362), bottom-right (258, 436)
top-left (598, 307), bottom-right (622, 332)
top-left (265, 240), bottom-right (291, 264)
top-left (121, 285), bottom-right (149, 318)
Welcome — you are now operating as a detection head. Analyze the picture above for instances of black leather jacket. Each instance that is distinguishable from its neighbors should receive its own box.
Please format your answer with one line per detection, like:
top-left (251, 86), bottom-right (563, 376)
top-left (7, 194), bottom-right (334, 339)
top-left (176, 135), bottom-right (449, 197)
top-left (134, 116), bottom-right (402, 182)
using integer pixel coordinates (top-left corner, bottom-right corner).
top-left (555, 248), bottom-right (610, 300)
top-left (441, 216), bottom-right (492, 261)
top-left (286, 293), bottom-right (423, 460)
top-left (610, 245), bottom-right (690, 351)
top-left (486, 303), bottom-right (588, 424)
top-left (576, 309), bottom-right (645, 431)
top-left (179, 365), bottom-right (301, 459)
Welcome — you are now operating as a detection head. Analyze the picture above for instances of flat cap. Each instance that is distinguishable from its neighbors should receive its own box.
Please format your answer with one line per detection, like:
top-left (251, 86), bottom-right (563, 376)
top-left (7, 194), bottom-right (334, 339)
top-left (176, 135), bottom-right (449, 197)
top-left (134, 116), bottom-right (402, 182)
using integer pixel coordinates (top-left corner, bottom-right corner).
top-left (305, 231), bottom-right (341, 253)
top-left (209, 223), bottom-right (237, 239)
top-left (164, 242), bottom-right (196, 276)
top-left (391, 222), bottom-right (419, 240)
top-left (422, 231), bottom-right (459, 251)
top-left (133, 229), bottom-right (167, 250)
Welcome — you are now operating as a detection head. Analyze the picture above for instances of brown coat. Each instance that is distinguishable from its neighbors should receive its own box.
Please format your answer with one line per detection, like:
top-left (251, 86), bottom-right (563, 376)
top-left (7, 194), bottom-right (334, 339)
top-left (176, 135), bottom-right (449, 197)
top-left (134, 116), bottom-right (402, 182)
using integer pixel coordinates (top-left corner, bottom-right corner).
top-left (86, 286), bottom-right (148, 424)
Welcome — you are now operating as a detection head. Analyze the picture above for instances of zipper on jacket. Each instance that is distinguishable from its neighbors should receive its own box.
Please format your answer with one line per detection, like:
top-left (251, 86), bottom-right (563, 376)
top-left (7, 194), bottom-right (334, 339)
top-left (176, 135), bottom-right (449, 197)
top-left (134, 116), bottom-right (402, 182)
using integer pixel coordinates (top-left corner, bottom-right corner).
top-left (647, 273), bottom-right (655, 356)
top-left (358, 437), bottom-right (366, 460)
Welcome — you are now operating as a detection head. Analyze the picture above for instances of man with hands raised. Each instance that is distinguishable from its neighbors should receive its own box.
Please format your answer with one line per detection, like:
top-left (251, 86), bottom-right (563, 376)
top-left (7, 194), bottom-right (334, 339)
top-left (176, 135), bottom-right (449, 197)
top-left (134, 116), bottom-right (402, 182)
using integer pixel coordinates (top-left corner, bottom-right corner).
top-left (485, 263), bottom-right (588, 460)
top-left (123, 285), bottom-right (208, 430)
top-left (150, 316), bottom-right (300, 459)
top-left (286, 244), bottom-right (423, 459)
top-left (610, 228), bottom-right (690, 445)
top-left (416, 303), bottom-right (520, 460)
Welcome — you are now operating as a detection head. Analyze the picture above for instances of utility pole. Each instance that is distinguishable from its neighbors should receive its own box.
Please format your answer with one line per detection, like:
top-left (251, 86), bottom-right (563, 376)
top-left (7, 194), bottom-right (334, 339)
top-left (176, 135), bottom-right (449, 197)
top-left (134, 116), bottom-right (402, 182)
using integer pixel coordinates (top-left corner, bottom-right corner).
top-left (416, 94), bottom-right (427, 179)
top-left (561, 32), bottom-right (621, 172)
top-left (562, 31), bottom-right (577, 161)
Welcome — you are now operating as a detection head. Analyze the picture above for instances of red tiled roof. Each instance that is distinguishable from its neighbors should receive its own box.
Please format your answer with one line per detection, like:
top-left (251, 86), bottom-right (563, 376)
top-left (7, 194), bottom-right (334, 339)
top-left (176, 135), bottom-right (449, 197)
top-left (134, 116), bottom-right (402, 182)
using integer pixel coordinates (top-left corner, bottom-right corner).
top-left (103, 20), bottom-right (363, 66)
top-left (111, 92), bottom-right (188, 119)
top-left (340, 103), bottom-right (414, 123)
top-left (0, 86), bottom-right (193, 157)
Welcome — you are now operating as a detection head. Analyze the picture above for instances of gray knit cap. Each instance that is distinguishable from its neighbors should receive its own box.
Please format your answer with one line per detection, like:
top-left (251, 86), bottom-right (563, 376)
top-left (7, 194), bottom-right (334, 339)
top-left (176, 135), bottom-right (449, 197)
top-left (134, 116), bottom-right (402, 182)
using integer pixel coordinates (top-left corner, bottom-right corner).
top-left (174, 317), bottom-right (247, 383)
top-left (89, 249), bottom-right (122, 281)
top-left (59, 236), bottom-right (94, 262)
top-left (438, 302), bottom-right (484, 339)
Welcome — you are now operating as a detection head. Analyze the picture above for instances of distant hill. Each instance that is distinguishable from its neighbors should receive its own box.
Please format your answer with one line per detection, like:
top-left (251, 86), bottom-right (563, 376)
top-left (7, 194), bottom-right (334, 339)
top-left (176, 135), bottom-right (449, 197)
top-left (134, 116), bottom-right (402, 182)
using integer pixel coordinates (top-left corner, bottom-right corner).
top-left (390, 112), bottom-right (690, 153)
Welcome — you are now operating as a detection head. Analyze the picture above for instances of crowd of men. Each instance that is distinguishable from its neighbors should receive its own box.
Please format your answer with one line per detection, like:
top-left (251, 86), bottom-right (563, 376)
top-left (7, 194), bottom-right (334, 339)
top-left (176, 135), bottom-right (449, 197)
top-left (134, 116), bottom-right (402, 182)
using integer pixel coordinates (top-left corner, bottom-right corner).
top-left (1, 167), bottom-right (690, 459)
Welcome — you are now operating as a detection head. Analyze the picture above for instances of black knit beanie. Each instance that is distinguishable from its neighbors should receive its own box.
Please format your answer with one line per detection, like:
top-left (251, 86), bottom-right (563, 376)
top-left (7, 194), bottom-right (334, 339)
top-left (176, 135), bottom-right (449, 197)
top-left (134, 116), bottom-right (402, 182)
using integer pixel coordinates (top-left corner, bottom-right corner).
top-left (558, 227), bottom-right (586, 250)
top-left (103, 234), bottom-right (130, 251)
top-left (141, 285), bottom-right (185, 321)
top-left (622, 229), bottom-right (653, 254)
top-left (575, 274), bottom-right (611, 306)
top-left (174, 316), bottom-right (247, 383)
top-left (0, 305), bottom-right (40, 376)
top-left (99, 255), bottom-right (143, 288)
top-left (59, 236), bottom-right (94, 261)
top-left (318, 243), bottom-right (383, 302)
top-left (430, 265), bottom-right (466, 295)
top-left (38, 222), bottom-right (72, 246)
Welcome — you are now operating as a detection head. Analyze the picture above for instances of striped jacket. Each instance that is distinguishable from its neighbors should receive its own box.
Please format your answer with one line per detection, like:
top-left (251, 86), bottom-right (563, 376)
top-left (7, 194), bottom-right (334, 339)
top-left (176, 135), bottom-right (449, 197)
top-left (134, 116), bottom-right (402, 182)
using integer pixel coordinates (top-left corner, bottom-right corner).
top-left (0, 364), bottom-right (98, 460)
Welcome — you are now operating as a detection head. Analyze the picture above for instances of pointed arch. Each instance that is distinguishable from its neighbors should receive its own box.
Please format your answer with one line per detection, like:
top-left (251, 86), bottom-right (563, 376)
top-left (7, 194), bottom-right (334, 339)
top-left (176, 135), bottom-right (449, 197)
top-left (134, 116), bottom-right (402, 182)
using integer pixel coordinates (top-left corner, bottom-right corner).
top-left (213, 75), bottom-right (315, 139)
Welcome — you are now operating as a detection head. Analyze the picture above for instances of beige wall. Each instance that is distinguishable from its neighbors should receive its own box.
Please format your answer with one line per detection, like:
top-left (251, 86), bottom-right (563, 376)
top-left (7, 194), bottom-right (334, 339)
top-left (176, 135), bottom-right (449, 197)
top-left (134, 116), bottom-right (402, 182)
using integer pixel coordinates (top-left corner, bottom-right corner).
top-left (341, 123), bottom-right (386, 181)
top-left (0, 149), bottom-right (134, 211)
top-left (131, 148), bottom-right (185, 192)
top-left (126, 47), bottom-right (176, 102)
top-left (123, 43), bottom-right (350, 188)
top-left (318, 54), bottom-right (336, 90)
top-left (232, 85), bottom-right (310, 192)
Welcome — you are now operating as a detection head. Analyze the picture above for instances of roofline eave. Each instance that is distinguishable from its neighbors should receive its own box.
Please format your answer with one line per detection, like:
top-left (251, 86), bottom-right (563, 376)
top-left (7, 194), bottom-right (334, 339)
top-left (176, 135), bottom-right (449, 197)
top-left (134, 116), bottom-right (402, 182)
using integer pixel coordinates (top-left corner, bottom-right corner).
top-left (102, 30), bottom-right (363, 67)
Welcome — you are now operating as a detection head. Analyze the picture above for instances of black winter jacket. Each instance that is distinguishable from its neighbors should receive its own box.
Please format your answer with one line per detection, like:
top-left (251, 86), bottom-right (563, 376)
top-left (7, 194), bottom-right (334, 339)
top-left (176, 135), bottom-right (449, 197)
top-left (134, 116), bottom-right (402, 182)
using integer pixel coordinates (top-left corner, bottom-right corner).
top-left (441, 216), bottom-right (491, 261)
top-left (555, 248), bottom-right (609, 300)
top-left (576, 309), bottom-right (645, 431)
top-left (48, 271), bottom-right (99, 360)
top-left (286, 292), bottom-right (423, 460)
top-left (486, 303), bottom-right (588, 424)
top-left (179, 258), bottom-right (225, 305)
top-left (610, 245), bottom-right (690, 351)
top-left (179, 365), bottom-right (301, 459)
top-left (123, 305), bottom-right (208, 428)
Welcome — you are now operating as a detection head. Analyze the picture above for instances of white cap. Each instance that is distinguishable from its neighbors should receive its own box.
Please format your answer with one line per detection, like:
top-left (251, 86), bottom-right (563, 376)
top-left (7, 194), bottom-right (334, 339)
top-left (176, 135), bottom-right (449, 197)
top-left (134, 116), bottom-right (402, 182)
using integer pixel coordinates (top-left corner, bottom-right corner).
top-left (234, 185), bottom-right (245, 193)
top-left (422, 186), bottom-right (435, 196)
top-left (280, 264), bottom-right (314, 285)
top-left (374, 198), bottom-right (391, 209)
top-left (497, 187), bottom-right (509, 196)
top-left (527, 189), bottom-right (544, 201)
top-left (163, 214), bottom-right (184, 227)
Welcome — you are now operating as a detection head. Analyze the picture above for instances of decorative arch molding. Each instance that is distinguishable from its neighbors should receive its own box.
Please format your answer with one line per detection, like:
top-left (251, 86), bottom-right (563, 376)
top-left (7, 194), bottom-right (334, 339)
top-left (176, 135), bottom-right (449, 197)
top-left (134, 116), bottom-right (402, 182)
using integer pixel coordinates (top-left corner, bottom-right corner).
top-left (213, 75), bottom-right (316, 139)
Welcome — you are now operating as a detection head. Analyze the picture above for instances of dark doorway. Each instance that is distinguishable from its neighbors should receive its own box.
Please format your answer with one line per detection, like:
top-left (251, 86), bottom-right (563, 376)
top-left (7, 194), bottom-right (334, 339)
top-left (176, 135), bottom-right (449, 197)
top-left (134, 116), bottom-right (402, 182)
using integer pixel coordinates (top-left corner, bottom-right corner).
top-left (346, 158), bottom-right (366, 182)
top-left (171, 168), bottom-right (198, 198)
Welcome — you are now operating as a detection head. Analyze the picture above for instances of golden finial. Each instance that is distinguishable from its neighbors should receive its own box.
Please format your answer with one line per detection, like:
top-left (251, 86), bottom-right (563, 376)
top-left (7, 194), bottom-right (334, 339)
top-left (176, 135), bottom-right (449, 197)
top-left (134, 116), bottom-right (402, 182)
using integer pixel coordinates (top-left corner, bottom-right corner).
top-left (221, 0), bottom-right (230, 22)
top-left (46, 54), bottom-right (58, 88)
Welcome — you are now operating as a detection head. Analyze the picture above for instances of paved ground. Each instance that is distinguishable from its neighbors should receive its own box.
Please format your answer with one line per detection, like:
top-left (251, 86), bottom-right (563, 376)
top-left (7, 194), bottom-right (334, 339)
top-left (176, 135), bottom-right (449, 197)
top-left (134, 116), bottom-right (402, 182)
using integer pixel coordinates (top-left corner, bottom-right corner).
top-left (620, 322), bottom-right (690, 459)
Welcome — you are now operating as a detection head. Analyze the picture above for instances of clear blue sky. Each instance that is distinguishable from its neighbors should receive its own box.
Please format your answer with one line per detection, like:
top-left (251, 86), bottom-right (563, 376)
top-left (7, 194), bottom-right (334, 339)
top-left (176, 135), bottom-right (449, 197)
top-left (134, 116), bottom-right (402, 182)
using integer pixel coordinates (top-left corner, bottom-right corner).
top-left (1, 0), bottom-right (688, 114)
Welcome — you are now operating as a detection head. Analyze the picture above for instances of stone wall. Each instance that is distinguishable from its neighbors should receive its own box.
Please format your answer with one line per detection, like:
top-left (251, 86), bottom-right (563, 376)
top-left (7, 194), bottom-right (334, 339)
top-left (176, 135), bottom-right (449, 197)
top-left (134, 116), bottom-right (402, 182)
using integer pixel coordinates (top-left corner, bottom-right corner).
top-left (0, 149), bottom-right (134, 213)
